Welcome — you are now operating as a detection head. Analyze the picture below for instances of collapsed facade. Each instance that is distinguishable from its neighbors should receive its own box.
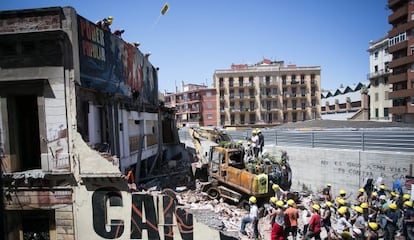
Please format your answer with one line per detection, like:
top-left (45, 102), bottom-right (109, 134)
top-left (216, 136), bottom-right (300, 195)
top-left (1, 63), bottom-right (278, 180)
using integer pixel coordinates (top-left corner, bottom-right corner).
top-left (0, 6), bottom-right (194, 240)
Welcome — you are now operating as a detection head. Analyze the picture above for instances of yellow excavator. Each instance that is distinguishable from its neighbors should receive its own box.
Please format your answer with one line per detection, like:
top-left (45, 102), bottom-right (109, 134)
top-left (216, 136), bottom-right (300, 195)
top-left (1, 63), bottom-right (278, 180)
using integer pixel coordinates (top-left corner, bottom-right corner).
top-left (188, 127), bottom-right (292, 208)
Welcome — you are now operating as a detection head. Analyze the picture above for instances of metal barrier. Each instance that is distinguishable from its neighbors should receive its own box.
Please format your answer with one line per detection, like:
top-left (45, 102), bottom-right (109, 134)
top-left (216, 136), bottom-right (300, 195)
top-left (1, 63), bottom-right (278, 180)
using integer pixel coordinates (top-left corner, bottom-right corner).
top-left (179, 128), bottom-right (414, 153)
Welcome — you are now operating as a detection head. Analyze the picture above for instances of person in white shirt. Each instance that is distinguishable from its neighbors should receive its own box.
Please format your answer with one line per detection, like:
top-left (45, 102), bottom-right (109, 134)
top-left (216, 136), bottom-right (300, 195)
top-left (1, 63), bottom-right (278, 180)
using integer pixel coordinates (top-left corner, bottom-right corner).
top-left (240, 196), bottom-right (259, 238)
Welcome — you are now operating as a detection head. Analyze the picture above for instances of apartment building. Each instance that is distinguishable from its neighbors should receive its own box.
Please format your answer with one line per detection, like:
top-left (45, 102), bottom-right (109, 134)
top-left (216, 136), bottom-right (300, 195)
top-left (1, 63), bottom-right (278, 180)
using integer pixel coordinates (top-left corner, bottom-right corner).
top-left (321, 82), bottom-right (370, 120)
top-left (368, 36), bottom-right (393, 121)
top-left (387, 0), bottom-right (414, 123)
top-left (164, 82), bottom-right (217, 127)
top-left (213, 59), bottom-right (321, 126)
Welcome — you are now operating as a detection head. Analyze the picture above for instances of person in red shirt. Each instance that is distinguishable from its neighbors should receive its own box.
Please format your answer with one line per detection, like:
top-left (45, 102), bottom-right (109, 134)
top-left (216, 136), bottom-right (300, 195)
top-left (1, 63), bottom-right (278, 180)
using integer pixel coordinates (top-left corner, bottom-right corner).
top-left (306, 204), bottom-right (322, 240)
top-left (271, 216), bottom-right (284, 240)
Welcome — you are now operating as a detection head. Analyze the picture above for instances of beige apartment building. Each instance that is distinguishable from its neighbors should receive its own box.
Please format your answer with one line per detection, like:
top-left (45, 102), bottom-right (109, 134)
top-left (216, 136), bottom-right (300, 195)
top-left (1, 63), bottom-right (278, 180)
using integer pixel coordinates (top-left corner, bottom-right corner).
top-left (213, 59), bottom-right (321, 126)
top-left (368, 36), bottom-right (393, 121)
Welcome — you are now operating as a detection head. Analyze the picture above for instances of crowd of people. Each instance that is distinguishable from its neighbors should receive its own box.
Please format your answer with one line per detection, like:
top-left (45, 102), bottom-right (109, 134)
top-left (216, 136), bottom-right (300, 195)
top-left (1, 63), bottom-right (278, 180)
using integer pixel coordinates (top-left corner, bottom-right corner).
top-left (240, 183), bottom-right (414, 240)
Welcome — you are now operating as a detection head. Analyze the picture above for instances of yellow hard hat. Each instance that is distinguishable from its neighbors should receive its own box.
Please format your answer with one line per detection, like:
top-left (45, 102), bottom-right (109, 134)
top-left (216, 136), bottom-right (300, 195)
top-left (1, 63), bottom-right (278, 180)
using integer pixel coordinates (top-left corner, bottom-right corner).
top-left (404, 201), bottom-right (413, 208)
top-left (341, 231), bottom-right (353, 240)
top-left (312, 204), bottom-right (321, 211)
top-left (287, 199), bottom-right (295, 206)
top-left (238, 140), bottom-right (243, 144)
top-left (371, 192), bottom-right (378, 197)
top-left (403, 194), bottom-right (411, 200)
top-left (379, 184), bottom-right (386, 190)
top-left (327, 183), bottom-right (332, 187)
top-left (339, 189), bottom-right (346, 195)
top-left (247, 141), bottom-right (251, 146)
top-left (108, 16), bottom-right (113, 20)
top-left (257, 128), bottom-right (261, 133)
top-left (276, 200), bottom-right (284, 207)
top-left (249, 196), bottom-right (257, 204)
top-left (338, 206), bottom-right (348, 215)
top-left (360, 202), bottom-right (368, 209)
top-left (389, 203), bottom-right (397, 210)
top-left (337, 198), bottom-right (346, 206)
top-left (368, 222), bottom-right (379, 231)
top-left (390, 191), bottom-right (397, 197)
top-left (358, 188), bottom-right (365, 193)
top-left (270, 197), bottom-right (277, 204)
top-left (353, 206), bottom-right (363, 214)
top-left (272, 184), bottom-right (280, 191)
top-left (326, 201), bottom-right (333, 207)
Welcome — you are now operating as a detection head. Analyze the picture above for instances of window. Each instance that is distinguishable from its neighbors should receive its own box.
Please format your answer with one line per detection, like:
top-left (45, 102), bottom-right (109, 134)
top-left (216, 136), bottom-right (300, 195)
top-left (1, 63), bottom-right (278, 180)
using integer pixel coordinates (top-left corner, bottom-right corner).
top-left (374, 65), bottom-right (378, 72)
top-left (384, 91), bottom-right (389, 100)
top-left (411, 45), bottom-right (414, 55)
top-left (412, 11), bottom-right (414, 20)
top-left (207, 102), bottom-right (213, 109)
top-left (384, 108), bottom-right (389, 119)
top-left (374, 51), bottom-right (378, 58)
top-left (207, 114), bottom-right (213, 120)
top-left (229, 77), bottom-right (234, 87)
top-left (239, 77), bottom-right (243, 86)
top-left (375, 93), bottom-right (379, 102)
top-left (375, 108), bottom-right (379, 118)
top-left (206, 91), bottom-right (211, 97)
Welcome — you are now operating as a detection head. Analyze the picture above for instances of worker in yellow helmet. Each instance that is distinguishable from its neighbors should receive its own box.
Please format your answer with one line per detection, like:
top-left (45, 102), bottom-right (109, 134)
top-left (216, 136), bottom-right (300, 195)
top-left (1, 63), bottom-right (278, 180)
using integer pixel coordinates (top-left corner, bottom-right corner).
top-left (267, 197), bottom-right (284, 227)
top-left (285, 199), bottom-right (299, 239)
top-left (336, 206), bottom-right (352, 235)
top-left (403, 201), bottom-right (414, 240)
top-left (366, 222), bottom-right (379, 240)
top-left (272, 183), bottom-right (287, 201)
top-left (306, 204), bottom-right (322, 239)
top-left (240, 196), bottom-right (259, 238)
top-left (384, 203), bottom-right (399, 240)
top-left (355, 187), bottom-right (367, 205)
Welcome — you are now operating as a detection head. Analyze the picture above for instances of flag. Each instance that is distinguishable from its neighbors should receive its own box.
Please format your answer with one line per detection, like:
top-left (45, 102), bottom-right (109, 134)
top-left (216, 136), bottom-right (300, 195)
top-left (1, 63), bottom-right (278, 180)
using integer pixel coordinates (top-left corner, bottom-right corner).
top-left (161, 2), bottom-right (169, 15)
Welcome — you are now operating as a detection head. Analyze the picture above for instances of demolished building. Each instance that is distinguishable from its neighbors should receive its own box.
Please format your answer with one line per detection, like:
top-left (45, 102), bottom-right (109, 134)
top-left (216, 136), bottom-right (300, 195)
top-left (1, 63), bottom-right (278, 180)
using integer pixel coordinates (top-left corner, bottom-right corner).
top-left (0, 6), bottom-right (197, 240)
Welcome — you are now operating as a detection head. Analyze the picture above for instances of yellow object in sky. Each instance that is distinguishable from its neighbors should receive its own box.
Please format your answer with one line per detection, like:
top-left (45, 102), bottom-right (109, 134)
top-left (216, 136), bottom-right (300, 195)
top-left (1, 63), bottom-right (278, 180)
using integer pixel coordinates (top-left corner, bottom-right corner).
top-left (161, 3), bottom-right (169, 15)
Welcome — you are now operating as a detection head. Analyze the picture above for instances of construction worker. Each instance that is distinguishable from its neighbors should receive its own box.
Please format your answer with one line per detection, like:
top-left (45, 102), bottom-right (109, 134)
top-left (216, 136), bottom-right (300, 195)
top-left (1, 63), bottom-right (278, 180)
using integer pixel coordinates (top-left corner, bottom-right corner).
top-left (352, 206), bottom-right (367, 240)
top-left (257, 129), bottom-right (264, 156)
top-left (384, 203), bottom-right (399, 240)
top-left (322, 183), bottom-right (333, 201)
top-left (378, 184), bottom-right (387, 198)
top-left (272, 184), bottom-right (287, 201)
top-left (284, 199), bottom-right (299, 240)
top-left (321, 201), bottom-right (333, 240)
top-left (251, 129), bottom-right (260, 157)
top-left (366, 222), bottom-right (379, 240)
top-left (355, 188), bottom-right (367, 205)
top-left (95, 16), bottom-right (113, 31)
top-left (240, 196), bottom-right (259, 239)
top-left (271, 201), bottom-right (285, 240)
top-left (306, 204), bottom-right (322, 240)
top-left (336, 206), bottom-right (352, 236)
top-left (402, 200), bottom-right (414, 240)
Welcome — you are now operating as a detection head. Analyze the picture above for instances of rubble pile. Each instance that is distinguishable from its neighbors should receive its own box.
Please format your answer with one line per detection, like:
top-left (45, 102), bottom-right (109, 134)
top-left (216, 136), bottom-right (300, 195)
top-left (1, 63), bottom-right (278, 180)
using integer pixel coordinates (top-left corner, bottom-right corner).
top-left (175, 184), bottom-right (246, 238)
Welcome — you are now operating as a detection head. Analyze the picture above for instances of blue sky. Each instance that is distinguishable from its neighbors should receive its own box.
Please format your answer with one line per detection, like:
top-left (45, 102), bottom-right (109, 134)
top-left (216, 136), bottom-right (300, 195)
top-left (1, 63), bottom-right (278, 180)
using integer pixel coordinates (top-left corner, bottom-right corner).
top-left (1, 1), bottom-right (391, 92)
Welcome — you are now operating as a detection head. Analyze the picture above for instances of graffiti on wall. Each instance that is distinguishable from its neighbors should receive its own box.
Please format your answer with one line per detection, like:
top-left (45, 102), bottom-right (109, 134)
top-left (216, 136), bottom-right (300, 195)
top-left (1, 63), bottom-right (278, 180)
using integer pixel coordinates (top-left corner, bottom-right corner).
top-left (77, 16), bottom-right (158, 106)
top-left (92, 188), bottom-right (193, 240)
top-left (320, 160), bottom-right (409, 180)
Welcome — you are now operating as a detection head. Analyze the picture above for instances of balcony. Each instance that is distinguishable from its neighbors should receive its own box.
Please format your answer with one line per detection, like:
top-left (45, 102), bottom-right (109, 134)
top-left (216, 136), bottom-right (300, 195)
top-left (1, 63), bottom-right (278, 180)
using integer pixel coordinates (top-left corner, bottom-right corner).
top-left (389, 71), bottom-right (407, 84)
top-left (388, 40), bottom-right (407, 54)
top-left (388, 20), bottom-right (414, 38)
top-left (388, 54), bottom-right (414, 68)
top-left (390, 105), bottom-right (408, 114)
top-left (388, 4), bottom-right (407, 24)
top-left (368, 69), bottom-right (391, 79)
top-left (388, 0), bottom-right (404, 9)
top-left (389, 88), bottom-right (414, 98)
